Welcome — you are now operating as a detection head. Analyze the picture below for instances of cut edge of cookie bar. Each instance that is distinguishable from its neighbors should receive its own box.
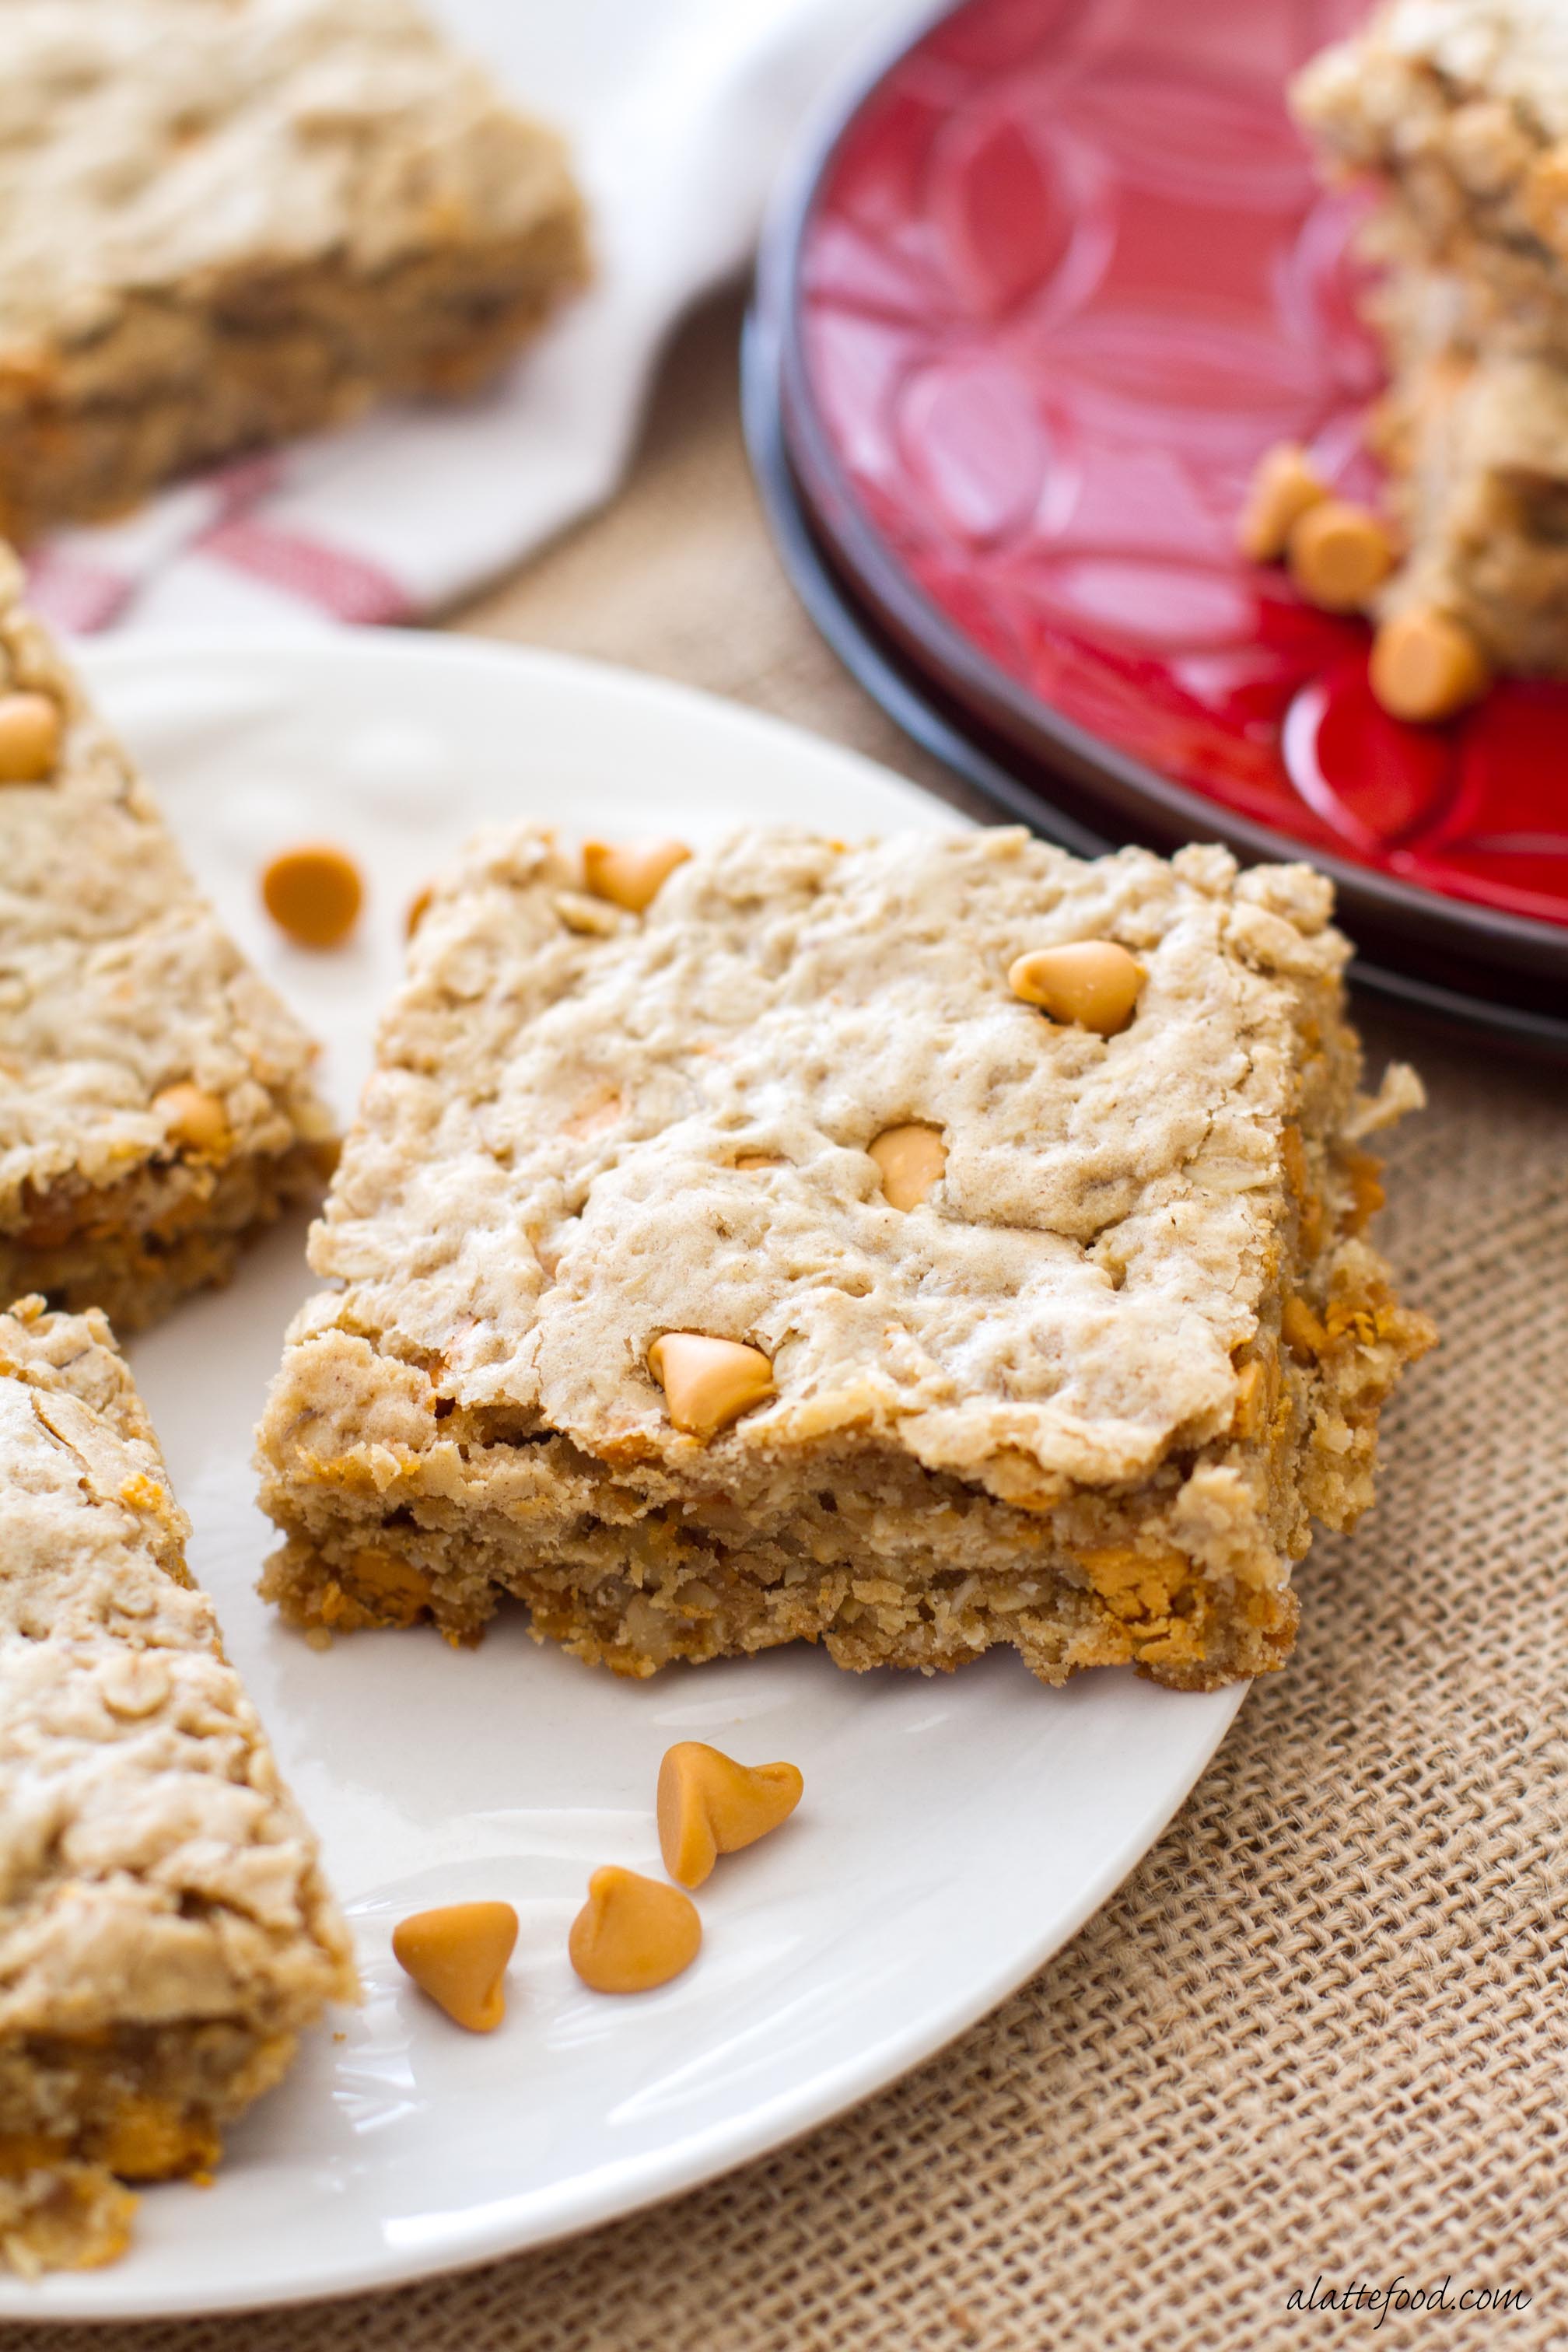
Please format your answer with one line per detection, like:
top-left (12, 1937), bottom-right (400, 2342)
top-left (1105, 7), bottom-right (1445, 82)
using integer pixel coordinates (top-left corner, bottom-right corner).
top-left (255, 833), bottom-right (1433, 1695)
top-left (0, 1297), bottom-right (356, 2277)
top-left (0, 548), bottom-right (337, 1332)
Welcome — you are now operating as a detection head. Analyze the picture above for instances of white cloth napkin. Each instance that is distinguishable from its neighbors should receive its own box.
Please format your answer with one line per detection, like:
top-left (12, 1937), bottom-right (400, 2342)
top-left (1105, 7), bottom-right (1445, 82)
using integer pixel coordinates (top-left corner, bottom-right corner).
top-left (25, 0), bottom-right (908, 638)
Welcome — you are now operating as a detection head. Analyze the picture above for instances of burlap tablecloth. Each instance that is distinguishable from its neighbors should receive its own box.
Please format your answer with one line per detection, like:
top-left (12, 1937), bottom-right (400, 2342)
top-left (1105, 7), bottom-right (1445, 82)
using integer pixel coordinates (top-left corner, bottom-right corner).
top-left (19, 294), bottom-right (1564, 2352)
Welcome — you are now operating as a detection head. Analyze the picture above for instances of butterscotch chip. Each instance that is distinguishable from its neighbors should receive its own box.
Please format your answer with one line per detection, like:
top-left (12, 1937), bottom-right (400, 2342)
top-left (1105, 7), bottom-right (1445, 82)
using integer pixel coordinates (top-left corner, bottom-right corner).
top-left (152, 1082), bottom-right (230, 1157)
top-left (1282, 1295), bottom-right (1329, 1360)
top-left (1286, 500), bottom-right (1396, 611)
top-left (1007, 941), bottom-right (1144, 1035)
top-left (648, 1332), bottom-right (774, 1437)
top-left (0, 691), bottom-right (61, 783)
top-left (869, 1123), bottom-right (947, 1209)
top-left (657, 1741), bottom-right (804, 1889)
top-left (582, 838), bottom-right (691, 915)
top-left (734, 1152), bottom-right (785, 1172)
top-left (392, 1901), bottom-right (518, 2032)
top-left (1370, 608), bottom-right (1491, 723)
top-left (405, 885), bottom-right (433, 940)
top-left (1237, 443), bottom-right (1328, 562)
top-left (261, 844), bottom-right (364, 949)
top-left (568, 1867), bottom-right (700, 1994)
top-left (344, 1546), bottom-right (432, 1628)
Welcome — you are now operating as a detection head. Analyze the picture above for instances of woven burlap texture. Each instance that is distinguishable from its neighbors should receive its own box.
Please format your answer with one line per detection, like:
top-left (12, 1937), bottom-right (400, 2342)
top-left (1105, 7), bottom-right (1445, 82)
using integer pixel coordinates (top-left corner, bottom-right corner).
top-left (14, 296), bottom-right (1563, 2352)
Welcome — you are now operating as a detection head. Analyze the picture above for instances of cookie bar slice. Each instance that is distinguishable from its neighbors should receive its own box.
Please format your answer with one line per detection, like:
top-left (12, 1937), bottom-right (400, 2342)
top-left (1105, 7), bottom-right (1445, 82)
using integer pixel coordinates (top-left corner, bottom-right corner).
top-left (1293, 0), bottom-right (1568, 362)
top-left (1373, 336), bottom-right (1568, 675)
top-left (0, 0), bottom-right (590, 542)
top-left (0, 547), bottom-right (335, 1330)
top-left (0, 1297), bottom-right (354, 2276)
top-left (257, 826), bottom-right (1432, 1692)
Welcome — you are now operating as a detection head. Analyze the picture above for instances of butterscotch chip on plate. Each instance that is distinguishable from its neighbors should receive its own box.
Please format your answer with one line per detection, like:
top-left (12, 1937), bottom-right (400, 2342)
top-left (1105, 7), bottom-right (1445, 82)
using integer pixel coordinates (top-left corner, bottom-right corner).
top-left (255, 827), bottom-right (1433, 1691)
top-left (0, 550), bottom-right (336, 1332)
top-left (0, 0), bottom-right (590, 543)
top-left (0, 1298), bottom-right (354, 2275)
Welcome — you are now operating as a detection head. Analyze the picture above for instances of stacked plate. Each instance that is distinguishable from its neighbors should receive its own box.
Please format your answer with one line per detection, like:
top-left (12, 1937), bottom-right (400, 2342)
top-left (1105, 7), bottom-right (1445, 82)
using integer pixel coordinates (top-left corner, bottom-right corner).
top-left (746, 0), bottom-right (1568, 1052)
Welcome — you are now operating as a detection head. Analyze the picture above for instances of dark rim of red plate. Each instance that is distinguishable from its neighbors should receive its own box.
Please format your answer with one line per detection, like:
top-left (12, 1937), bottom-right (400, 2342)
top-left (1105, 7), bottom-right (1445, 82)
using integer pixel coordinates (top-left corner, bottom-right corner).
top-left (757, 0), bottom-right (1568, 989)
top-left (741, 307), bottom-right (1568, 1059)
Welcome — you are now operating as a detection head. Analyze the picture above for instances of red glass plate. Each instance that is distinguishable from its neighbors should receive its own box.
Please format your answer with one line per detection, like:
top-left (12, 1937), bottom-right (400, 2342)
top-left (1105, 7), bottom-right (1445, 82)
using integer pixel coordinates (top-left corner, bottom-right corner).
top-left (769, 0), bottom-right (1568, 984)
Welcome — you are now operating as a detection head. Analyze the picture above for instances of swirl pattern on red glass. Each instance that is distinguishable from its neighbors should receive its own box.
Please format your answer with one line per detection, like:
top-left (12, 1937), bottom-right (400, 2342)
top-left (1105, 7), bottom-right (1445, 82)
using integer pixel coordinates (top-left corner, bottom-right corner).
top-left (800, 0), bottom-right (1568, 929)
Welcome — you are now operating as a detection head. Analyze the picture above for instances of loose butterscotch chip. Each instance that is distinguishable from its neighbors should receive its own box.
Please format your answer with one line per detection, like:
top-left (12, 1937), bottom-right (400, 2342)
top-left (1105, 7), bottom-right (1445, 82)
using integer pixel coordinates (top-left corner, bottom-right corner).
top-left (1237, 443), bottom-right (1328, 562)
top-left (1007, 941), bottom-right (1144, 1035)
top-left (392, 1900), bottom-right (518, 2031)
top-left (1370, 607), bottom-right (1490, 723)
top-left (405, 884), bottom-right (433, 940)
top-left (152, 1081), bottom-right (230, 1157)
top-left (261, 843), bottom-right (364, 948)
top-left (0, 690), bottom-right (61, 783)
top-left (568, 1867), bottom-right (701, 1994)
top-left (582, 838), bottom-right (691, 915)
top-left (1286, 499), bottom-right (1395, 612)
top-left (869, 1123), bottom-right (947, 1210)
top-left (648, 1332), bottom-right (774, 1437)
top-left (657, 1741), bottom-right (804, 1889)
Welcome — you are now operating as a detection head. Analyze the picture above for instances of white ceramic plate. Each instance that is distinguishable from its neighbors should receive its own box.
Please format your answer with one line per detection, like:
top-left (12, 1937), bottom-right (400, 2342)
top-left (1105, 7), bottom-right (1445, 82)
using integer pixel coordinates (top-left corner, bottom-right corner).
top-left (2, 635), bottom-right (1245, 2319)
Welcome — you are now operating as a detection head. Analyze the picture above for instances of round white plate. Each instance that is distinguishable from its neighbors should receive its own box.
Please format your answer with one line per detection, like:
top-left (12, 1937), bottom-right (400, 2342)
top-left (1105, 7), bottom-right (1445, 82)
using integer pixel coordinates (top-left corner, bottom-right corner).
top-left (5, 634), bottom-right (1246, 2319)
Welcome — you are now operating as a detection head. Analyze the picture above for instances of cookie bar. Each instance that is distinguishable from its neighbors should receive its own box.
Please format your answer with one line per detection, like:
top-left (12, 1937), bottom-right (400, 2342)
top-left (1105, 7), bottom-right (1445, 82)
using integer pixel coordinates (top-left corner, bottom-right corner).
top-left (0, 1297), bottom-right (354, 2276)
top-left (1374, 337), bottom-right (1568, 675)
top-left (0, 547), bottom-right (335, 1330)
top-left (1293, 2), bottom-right (1568, 681)
top-left (256, 827), bottom-right (1433, 1693)
top-left (0, 0), bottom-right (589, 542)
top-left (1293, 0), bottom-right (1568, 361)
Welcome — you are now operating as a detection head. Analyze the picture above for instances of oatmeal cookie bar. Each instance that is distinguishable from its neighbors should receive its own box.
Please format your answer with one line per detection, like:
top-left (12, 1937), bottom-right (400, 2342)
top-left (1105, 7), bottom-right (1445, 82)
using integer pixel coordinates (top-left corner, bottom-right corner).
top-left (1293, 2), bottom-right (1568, 675)
top-left (0, 547), bottom-right (335, 1329)
top-left (257, 827), bottom-right (1432, 1693)
top-left (0, 1297), bottom-right (354, 2276)
top-left (1373, 334), bottom-right (1568, 674)
top-left (0, 0), bottom-right (589, 542)
top-left (1294, 0), bottom-right (1568, 360)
